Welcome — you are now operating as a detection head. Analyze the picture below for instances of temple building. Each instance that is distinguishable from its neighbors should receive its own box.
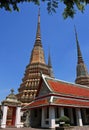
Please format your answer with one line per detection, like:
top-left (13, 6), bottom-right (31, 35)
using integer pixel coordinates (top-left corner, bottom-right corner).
top-left (16, 10), bottom-right (54, 104)
top-left (23, 74), bottom-right (89, 128)
top-left (1, 10), bottom-right (89, 129)
top-left (22, 28), bottom-right (89, 128)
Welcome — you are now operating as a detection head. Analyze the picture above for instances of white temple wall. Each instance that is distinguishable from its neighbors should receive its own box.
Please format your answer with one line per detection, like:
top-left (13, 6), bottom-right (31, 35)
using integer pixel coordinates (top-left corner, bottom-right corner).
top-left (1, 106), bottom-right (8, 128)
top-left (15, 106), bottom-right (23, 128)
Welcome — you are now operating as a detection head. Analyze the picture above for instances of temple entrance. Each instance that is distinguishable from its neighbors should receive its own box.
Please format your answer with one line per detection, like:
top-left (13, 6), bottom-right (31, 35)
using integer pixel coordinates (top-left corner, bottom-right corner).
top-left (30, 108), bottom-right (42, 128)
top-left (6, 106), bottom-right (16, 127)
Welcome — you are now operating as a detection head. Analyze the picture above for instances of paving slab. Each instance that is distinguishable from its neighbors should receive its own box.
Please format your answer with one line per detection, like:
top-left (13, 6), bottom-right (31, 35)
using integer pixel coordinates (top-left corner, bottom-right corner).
top-left (0, 128), bottom-right (49, 130)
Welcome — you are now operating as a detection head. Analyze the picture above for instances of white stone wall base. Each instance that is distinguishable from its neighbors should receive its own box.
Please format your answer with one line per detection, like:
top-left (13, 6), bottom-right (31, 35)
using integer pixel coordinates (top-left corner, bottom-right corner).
top-left (1, 124), bottom-right (6, 128)
top-left (15, 123), bottom-right (23, 128)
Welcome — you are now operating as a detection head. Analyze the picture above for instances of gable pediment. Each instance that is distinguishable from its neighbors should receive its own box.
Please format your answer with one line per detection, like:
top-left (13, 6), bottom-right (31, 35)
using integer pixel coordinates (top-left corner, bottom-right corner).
top-left (38, 80), bottom-right (51, 97)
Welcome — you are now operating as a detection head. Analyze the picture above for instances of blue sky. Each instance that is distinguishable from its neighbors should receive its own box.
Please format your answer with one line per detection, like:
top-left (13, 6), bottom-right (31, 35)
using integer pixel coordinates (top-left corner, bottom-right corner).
top-left (0, 2), bottom-right (89, 102)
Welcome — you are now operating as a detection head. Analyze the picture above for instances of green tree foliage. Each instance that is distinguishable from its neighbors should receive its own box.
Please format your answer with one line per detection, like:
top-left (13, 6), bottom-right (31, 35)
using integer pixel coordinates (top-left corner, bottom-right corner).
top-left (59, 115), bottom-right (70, 124)
top-left (0, 0), bottom-right (89, 18)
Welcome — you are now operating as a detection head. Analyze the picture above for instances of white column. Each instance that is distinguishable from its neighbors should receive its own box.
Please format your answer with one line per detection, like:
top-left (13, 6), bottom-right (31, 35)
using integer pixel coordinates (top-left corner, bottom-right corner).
top-left (68, 108), bottom-right (74, 124)
top-left (49, 106), bottom-right (55, 128)
top-left (1, 106), bottom-right (8, 128)
top-left (15, 106), bottom-right (22, 128)
top-left (60, 107), bottom-right (64, 117)
top-left (76, 108), bottom-right (83, 126)
top-left (41, 107), bottom-right (45, 127)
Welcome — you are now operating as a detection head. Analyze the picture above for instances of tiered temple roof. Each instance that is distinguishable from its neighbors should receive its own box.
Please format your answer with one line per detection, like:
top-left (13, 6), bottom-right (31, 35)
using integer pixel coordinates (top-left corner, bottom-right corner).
top-left (22, 74), bottom-right (89, 110)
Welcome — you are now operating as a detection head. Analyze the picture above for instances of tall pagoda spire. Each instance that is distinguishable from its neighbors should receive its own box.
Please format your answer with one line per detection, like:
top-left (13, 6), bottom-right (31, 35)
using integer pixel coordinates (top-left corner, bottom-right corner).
top-left (75, 27), bottom-right (84, 64)
top-left (48, 50), bottom-right (52, 67)
top-left (75, 27), bottom-right (89, 87)
top-left (17, 9), bottom-right (53, 104)
top-left (34, 8), bottom-right (42, 47)
top-left (30, 9), bottom-right (45, 64)
top-left (48, 49), bottom-right (54, 78)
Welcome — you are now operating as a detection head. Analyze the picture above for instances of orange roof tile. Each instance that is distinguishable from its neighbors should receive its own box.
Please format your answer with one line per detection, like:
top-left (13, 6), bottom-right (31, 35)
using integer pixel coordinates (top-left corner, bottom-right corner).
top-left (28, 99), bottom-right (48, 108)
top-left (47, 80), bottom-right (89, 98)
top-left (55, 98), bottom-right (89, 107)
top-left (23, 97), bottom-right (89, 109)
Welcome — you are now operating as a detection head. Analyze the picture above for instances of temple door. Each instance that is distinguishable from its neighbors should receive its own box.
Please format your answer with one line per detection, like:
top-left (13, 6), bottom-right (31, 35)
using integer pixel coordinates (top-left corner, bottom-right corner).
top-left (6, 106), bottom-right (16, 127)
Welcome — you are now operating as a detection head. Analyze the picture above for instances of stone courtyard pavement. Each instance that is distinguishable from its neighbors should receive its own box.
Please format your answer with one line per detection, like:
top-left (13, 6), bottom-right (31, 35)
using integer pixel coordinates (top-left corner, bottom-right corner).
top-left (0, 128), bottom-right (49, 130)
top-left (1, 126), bottom-right (89, 130)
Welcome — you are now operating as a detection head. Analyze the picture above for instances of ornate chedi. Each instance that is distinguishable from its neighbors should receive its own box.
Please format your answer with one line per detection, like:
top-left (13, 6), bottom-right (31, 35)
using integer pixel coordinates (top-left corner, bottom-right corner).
top-left (17, 10), bottom-right (54, 104)
top-left (75, 27), bottom-right (89, 86)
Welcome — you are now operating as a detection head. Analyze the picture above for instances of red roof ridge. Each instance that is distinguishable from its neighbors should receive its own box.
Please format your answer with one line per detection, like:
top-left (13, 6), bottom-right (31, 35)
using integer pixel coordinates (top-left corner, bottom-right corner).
top-left (41, 75), bottom-right (89, 99)
top-left (42, 74), bottom-right (89, 89)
